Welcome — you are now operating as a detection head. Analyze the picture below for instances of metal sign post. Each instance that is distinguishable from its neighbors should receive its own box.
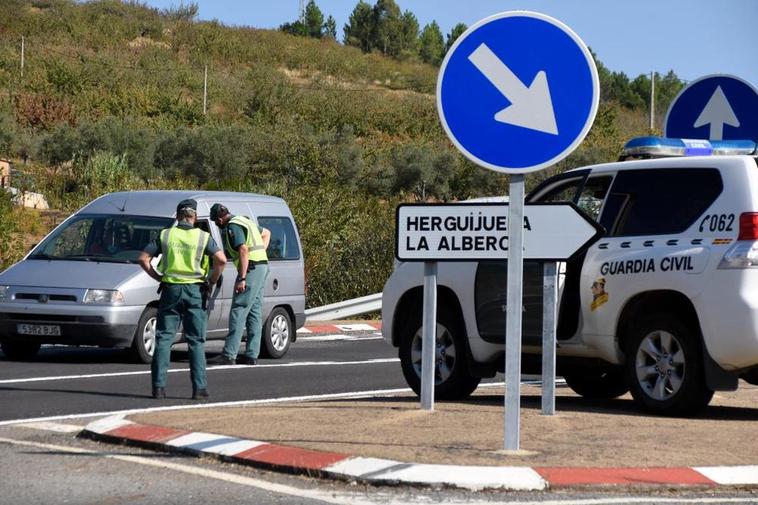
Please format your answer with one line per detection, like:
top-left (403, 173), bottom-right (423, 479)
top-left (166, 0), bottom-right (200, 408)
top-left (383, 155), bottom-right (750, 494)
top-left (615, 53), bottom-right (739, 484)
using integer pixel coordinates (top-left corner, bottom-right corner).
top-left (426, 9), bottom-right (599, 450)
top-left (420, 261), bottom-right (437, 411)
top-left (541, 261), bottom-right (558, 415)
top-left (504, 175), bottom-right (524, 450)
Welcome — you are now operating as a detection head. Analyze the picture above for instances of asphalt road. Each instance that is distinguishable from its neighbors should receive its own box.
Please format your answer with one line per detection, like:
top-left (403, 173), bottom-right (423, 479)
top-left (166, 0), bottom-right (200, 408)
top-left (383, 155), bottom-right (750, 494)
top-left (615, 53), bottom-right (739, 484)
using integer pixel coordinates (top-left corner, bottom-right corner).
top-left (2, 331), bottom-right (757, 504)
top-left (0, 331), bottom-right (404, 423)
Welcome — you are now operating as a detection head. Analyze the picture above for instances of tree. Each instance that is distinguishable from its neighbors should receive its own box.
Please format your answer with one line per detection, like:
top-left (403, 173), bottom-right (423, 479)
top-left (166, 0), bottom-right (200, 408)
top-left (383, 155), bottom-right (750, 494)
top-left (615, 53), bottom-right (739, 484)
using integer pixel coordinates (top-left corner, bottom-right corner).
top-left (419, 21), bottom-right (444, 65)
top-left (445, 22), bottom-right (467, 53)
top-left (279, 21), bottom-right (308, 37)
top-left (373, 0), bottom-right (403, 56)
top-left (324, 15), bottom-right (337, 40)
top-left (343, 1), bottom-right (374, 52)
top-left (304, 0), bottom-right (325, 38)
top-left (399, 10), bottom-right (419, 58)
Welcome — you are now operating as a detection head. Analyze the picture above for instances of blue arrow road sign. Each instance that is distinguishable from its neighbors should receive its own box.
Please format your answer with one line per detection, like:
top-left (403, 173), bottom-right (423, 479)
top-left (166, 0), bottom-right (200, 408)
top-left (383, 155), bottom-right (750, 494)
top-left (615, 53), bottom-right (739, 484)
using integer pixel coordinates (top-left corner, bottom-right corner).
top-left (664, 75), bottom-right (758, 142)
top-left (437, 11), bottom-right (599, 174)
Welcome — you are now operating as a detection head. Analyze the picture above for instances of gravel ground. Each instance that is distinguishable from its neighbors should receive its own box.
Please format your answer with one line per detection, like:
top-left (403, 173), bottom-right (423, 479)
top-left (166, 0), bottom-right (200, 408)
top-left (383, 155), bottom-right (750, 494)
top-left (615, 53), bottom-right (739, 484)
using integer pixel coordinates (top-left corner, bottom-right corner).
top-left (131, 381), bottom-right (758, 467)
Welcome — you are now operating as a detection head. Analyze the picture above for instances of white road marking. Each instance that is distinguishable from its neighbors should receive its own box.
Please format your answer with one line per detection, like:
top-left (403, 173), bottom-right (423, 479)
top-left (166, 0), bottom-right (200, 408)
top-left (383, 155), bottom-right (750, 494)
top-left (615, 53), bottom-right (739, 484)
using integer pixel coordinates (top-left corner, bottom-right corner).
top-left (16, 421), bottom-right (83, 433)
top-left (0, 358), bottom-right (400, 385)
top-left (298, 334), bottom-right (383, 342)
top-left (0, 437), bottom-right (755, 504)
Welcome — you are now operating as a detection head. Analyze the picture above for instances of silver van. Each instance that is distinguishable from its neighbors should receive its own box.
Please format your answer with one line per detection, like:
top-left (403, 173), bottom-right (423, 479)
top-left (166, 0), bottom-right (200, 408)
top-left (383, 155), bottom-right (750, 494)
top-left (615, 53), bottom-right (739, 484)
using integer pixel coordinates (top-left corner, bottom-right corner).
top-left (0, 190), bottom-right (305, 363)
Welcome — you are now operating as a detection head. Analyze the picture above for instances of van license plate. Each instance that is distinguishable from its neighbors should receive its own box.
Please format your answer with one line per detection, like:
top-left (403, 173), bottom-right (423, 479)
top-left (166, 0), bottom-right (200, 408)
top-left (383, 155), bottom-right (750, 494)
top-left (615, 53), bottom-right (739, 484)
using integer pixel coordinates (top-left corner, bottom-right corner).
top-left (17, 324), bottom-right (61, 336)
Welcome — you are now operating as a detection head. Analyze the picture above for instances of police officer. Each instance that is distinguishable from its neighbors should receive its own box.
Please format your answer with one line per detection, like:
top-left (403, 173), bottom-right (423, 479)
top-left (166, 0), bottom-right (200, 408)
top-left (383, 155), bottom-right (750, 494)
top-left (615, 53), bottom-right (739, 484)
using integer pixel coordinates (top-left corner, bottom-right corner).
top-left (138, 199), bottom-right (226, 399)
top-left (207, 204), bottom-right (270, 366)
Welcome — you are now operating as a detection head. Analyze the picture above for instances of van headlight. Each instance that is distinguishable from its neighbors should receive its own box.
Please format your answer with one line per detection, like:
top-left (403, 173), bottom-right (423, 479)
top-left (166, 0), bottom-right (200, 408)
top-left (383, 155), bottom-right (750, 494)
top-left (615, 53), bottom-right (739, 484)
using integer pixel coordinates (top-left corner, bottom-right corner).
top-left (84, 289), bottom-right (125, 304)
top-left (0, 286), bottom-right (9, 301)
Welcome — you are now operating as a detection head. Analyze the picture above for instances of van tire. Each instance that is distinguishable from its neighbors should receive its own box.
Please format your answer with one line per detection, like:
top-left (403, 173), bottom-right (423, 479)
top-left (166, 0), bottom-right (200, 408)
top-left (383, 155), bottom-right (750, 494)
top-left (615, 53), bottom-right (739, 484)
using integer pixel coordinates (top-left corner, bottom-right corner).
top-left (624, 313), bottom-right (713, 416)
top-left (398, 308), bottom-right (480, 400)
top-left (260, 307), bottom-right (292, 359)
top-left (564, 369), bottom-right (628, 399)
top-left (131, 307), bottom-right (157, 364)
top-left (1, 341), bottom-right (41, 361)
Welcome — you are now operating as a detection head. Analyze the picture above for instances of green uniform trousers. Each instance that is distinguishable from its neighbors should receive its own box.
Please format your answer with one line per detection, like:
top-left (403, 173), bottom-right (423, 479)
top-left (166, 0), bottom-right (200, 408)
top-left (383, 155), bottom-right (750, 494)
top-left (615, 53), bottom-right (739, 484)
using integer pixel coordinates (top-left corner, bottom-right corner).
top-left (152, 283), bottom-right (207, 391)
top-left (221, 263), bottom-right (269, 359)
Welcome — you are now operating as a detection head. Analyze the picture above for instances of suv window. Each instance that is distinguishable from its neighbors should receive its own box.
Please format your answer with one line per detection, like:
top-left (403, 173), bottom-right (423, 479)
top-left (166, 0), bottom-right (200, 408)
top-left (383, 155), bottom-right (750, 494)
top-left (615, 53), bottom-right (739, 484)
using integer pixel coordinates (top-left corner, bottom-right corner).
top-left (259, 216), bottom-right (300, 261)
top-left (600, 168), bottom-right (723, 236)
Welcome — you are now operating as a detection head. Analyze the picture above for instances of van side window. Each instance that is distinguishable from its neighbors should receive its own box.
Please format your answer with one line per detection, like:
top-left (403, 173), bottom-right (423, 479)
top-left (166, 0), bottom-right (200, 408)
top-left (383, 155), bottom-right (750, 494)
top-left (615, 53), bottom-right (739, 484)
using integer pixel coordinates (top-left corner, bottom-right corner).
top-left (600, 168), bottom-right (723, 236)
top-left (258, 217), bottom-right (300, 261)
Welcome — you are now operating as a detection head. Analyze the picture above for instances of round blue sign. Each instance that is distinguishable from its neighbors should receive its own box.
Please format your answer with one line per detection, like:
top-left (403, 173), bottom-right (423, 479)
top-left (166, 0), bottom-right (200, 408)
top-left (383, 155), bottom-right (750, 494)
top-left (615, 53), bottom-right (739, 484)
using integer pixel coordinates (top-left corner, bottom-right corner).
top-left (664, 75), bottom-right (758, 142)
top-left (437, 11), bottom-right (599, 174)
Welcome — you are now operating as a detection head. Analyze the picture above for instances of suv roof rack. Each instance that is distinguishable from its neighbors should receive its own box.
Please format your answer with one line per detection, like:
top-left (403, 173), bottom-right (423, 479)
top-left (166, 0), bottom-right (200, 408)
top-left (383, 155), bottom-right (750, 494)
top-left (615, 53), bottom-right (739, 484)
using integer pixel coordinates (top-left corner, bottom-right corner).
top-left (619, 136), bottom-right (757, 161)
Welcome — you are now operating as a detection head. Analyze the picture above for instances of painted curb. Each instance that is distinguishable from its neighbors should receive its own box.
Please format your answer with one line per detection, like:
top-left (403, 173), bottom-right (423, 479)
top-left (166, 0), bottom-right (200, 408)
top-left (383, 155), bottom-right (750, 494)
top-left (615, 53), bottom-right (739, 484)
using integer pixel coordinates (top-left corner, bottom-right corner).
top-left (81, 415), bottom-right (758, 491)
top-left (298, 322), bottom-right (381, 335)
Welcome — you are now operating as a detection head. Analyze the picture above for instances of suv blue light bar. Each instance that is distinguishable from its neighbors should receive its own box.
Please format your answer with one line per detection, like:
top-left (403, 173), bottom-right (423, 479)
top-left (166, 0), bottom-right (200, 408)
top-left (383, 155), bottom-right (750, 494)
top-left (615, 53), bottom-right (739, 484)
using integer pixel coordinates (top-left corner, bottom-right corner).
top-left (620, 136), bottom-right (757, 160)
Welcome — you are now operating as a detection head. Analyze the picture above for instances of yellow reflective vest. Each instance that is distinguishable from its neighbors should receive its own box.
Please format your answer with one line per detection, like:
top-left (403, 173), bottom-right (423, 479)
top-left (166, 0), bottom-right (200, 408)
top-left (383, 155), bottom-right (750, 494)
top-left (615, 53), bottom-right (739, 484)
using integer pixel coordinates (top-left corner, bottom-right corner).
top-left (158, 226), bottom-right (210, 284)
top-left (224, 215), bottom-right (267, 268)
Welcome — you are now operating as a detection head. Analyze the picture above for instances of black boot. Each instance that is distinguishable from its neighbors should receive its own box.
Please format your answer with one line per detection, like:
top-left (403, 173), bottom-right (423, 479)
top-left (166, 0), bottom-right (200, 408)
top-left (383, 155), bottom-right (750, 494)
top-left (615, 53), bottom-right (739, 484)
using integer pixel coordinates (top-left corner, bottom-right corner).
top-left (192, 388), bottom-right (209, 400)
top-left (152, 387), bottom-right (166, 399)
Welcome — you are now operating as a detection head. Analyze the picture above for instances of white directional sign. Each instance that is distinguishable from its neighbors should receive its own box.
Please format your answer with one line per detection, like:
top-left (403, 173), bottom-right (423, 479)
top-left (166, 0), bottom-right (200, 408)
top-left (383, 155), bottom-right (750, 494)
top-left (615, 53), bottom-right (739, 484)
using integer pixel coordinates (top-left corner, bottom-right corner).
top-left (396, 203), bottom-right (602, 262)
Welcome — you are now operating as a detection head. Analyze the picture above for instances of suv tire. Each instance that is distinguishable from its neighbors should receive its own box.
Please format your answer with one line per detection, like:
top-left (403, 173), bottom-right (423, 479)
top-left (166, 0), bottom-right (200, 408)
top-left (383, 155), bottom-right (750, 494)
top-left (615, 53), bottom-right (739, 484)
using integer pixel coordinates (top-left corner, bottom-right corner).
top-left (260, 307), bottom-right (292, 359)
top-left (624, 313), bottom-right (713, 416)
top-left (564, 369), bottom-right (628, 399)
top-left (130, 307), bottom-right (157, 364)
top-left (1, 341), bottom-right (41, 361)
top-left (399, 308), bottom-right (480, 400)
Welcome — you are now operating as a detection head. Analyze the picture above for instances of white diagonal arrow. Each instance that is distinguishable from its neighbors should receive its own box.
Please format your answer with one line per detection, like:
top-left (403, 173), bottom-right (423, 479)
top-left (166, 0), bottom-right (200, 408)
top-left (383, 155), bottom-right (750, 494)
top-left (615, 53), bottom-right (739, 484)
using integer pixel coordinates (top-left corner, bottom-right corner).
top-left (693, 85), bottom-right (740, 140)
top-left (468, 43), bottom-right (559, 135)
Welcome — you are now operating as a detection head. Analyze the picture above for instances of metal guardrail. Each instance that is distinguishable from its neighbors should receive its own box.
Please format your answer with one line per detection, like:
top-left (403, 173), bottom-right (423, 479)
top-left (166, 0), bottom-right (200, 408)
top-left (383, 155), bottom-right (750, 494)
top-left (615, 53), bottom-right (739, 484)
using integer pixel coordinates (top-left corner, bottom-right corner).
top-left (304, 293), bottom-right (381, 321)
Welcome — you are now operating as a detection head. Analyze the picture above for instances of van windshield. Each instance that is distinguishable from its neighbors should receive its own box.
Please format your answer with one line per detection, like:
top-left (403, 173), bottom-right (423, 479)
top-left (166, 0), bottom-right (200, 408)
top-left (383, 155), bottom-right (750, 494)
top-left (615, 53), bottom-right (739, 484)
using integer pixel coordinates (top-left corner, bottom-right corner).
top-left (29, 215), bottom-right (173, 263)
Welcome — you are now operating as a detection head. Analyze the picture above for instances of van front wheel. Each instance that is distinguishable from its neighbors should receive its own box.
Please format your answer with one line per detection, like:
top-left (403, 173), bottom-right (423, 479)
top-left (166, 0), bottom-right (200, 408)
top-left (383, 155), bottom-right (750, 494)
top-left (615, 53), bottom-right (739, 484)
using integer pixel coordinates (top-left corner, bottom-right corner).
top-left (130, 307), bottom-right (157, 364)
top-left (260, 307), bottom-right (292, 359)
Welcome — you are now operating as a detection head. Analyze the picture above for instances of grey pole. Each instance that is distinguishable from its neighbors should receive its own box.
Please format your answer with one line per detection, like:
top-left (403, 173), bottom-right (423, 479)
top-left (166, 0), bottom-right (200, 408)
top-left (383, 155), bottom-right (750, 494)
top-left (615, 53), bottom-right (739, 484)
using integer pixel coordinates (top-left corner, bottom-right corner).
top-left (20, 36), bottom-right (24, 78)
top-left (203, 65), bottom-right (208, 116)
top-left (504, 174), bottom-right (525, 450)
top-left (541, 261), bottom-right (558, 415)
top-left (420, 261), bottom-right (438, 411)
top-left (650, 71), bottom-right (655, 130)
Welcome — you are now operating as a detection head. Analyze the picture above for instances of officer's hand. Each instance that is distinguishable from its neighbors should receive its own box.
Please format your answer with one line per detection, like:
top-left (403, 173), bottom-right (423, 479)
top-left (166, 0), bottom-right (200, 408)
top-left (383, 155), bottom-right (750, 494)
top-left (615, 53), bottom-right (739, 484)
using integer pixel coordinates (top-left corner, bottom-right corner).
top-left (235, 279), bottom-right (246, 293)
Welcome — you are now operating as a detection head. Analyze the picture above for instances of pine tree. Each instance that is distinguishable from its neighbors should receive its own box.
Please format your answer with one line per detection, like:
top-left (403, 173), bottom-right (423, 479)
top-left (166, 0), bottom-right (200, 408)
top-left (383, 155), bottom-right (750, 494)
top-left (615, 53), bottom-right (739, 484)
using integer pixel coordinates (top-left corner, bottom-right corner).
top-left (343, 1), bottom-right (374, 52)
top-left (445, 22), bottom-right (467, 53)
top-left (419, 21), bottom-right (444, 65)
top-left (304, 0), bottom-right (325, 38)
top-left (324, 15), bottom-right (337, 40)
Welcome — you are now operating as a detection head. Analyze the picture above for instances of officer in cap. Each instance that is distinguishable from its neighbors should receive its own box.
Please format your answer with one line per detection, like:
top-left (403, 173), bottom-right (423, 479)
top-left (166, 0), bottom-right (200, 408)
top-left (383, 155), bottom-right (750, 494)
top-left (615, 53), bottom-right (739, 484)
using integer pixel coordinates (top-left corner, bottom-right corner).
top-left (138, 199), bottom-right (226, 399)
top-left (207, 203), bottom-right (270, 366)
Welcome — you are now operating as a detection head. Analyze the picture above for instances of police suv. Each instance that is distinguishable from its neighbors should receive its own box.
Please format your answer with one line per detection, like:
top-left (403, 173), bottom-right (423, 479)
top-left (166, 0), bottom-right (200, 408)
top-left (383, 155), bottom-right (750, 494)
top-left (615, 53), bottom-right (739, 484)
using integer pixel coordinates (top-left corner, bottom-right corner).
top-left (382, 137), bottom-right (758, 415)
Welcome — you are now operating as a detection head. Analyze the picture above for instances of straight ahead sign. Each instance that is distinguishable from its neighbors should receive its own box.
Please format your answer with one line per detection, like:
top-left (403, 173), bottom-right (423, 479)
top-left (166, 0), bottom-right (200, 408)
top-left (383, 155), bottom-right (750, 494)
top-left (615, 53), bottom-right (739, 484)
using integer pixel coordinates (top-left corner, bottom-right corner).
top-left (396, 202), bottom-right (603, 262)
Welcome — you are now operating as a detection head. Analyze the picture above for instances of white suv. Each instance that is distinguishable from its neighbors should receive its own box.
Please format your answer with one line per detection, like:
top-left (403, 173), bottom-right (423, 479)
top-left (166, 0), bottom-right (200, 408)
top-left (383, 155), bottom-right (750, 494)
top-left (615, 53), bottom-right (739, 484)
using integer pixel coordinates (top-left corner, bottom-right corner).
top-left (382, 137), bottom-right (758, 416)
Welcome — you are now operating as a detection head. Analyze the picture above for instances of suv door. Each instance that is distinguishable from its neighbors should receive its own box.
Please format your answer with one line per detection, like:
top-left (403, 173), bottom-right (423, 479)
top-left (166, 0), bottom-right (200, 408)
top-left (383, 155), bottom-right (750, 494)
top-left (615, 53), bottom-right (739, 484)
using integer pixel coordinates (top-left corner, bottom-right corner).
top-left (527, 171), bottom-right (613, 341)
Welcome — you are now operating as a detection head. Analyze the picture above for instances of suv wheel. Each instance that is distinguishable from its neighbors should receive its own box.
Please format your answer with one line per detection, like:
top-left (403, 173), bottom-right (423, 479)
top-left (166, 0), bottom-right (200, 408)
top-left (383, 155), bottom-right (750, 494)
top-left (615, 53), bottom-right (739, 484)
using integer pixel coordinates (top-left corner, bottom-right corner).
top-left (1, 341), bottom-right (41, 361)
top-left (624, 313), bottom-right (713, 416)
top-left (399, 309), bottom-right (480, 400)
top-left (564, 369), bottom-right (628, 399)
top-left (260, 307), bottom-right (292, 359)
top-left (130, 307), bottom-right (157, 364)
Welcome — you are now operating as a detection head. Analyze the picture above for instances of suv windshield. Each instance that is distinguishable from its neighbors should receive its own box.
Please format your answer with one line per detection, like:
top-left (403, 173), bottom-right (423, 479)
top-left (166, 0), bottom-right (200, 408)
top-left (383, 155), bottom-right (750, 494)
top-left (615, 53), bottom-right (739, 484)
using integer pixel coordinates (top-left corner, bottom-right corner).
top-left (29, 215), bottom-right (173, 263)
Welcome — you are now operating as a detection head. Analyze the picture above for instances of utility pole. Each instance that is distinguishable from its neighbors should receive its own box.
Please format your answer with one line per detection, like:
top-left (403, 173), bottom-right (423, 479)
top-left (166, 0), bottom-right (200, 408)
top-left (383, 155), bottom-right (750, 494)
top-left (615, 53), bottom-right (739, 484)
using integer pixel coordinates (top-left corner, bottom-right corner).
top-left (299, 0), bottom-right (305, 22)
top-left (649, 71), bottom-right (655, 131)
top-left (20, 36), bottom-right (25, 77)
top-left (203, 65), bottom-right (207, 115)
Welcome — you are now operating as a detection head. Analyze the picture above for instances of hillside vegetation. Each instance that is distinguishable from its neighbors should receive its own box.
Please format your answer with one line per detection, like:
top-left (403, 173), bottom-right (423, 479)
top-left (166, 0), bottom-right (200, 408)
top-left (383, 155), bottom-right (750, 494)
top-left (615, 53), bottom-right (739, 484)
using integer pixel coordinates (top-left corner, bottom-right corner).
top-left (0, 0), bottom-right (680, 305)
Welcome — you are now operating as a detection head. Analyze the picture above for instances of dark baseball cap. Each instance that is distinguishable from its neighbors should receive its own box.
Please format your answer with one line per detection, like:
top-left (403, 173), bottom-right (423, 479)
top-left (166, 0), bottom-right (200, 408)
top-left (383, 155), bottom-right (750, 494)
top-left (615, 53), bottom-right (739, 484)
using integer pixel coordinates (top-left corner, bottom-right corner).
top-left (176, 198), bottom-right (198, 214)
top-left (209, 203), bottom-right (229, 221)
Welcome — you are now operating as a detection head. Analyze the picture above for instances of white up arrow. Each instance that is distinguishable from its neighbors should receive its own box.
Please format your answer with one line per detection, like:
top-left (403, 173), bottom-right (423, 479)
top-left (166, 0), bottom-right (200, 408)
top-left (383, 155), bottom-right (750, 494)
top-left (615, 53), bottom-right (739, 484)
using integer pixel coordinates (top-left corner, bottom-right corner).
top-left (468, 43), bottom-right (559, 135)
top-left (693, 85), bottom-right (740, 140)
